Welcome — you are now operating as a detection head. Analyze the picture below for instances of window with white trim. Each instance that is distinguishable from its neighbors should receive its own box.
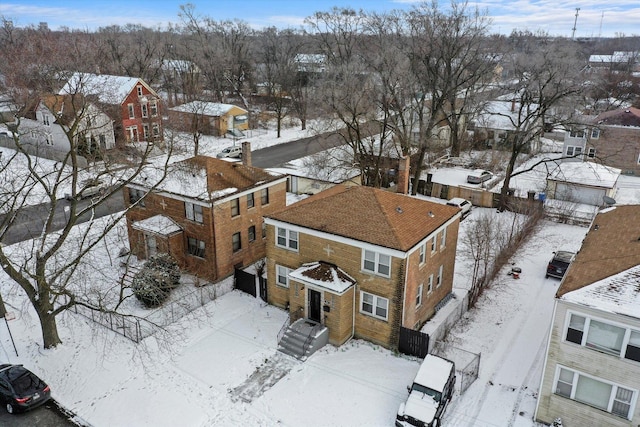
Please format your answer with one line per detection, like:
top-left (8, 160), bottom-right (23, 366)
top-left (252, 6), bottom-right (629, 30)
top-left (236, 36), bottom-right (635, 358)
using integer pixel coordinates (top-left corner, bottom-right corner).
top-left (419, 244), bottom-right (426, 264)
top-left (587, 147), bottom-right (596, 158)
top-left (360, 291), bottom-right (388, 320)
top-left (554, 366), bottom-right (636, 419)
top-left (416, 284), bottom-right (423, 308)
top-left (431, 236), bottom-right (437, 253)
top-left (129, 188), bottom-right (145, 207)
top-left (128, 104), bottom-right (135, 119)
top-left (591, 128), bottom-right (600, 139)
top-left (137, 85), bottom-right (143, 96)
top-left (276, 265), bottom-right (291, 288)
top-left (565, 312), bottom-right (640, 362)
top-left (152, 123), bottom-right (160, 137)
top-left (436, 265), bottom-right (443, 287)
top-left (567, 146), bottom-right (583, 157)
top-left (150, 101), bottom-right (158, 117)
top-left (276, 227), bottom-right (298, 251)
top-left (42, 113), bottom-right (50, 125)
top-left (143, 124), bottom-right (149, 139)
top-left (141, 103), bottom-right (148, 118)
top-left (362, 250), bottom-right (391, 277)
top-left (427, 275), bottom-right (433, 293)
top-left (185, 202), bottom-right (203, 223)
top-left (440, 227), bottom-right (447, 249)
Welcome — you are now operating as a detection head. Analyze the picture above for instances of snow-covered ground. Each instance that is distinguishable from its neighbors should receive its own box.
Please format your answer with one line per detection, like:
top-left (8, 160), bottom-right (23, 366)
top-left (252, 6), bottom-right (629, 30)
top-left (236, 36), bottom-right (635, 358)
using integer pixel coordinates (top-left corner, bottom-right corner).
top-left (1, 126), bottom-right (639, 426)
top-left (0, 205), bottom-right (590, 427)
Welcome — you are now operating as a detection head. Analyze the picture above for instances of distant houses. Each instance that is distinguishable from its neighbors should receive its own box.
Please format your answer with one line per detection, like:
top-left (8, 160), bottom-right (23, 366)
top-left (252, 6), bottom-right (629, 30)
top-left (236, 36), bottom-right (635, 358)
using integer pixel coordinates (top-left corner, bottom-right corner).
top-left (168, 101), bottom-right (249, 137)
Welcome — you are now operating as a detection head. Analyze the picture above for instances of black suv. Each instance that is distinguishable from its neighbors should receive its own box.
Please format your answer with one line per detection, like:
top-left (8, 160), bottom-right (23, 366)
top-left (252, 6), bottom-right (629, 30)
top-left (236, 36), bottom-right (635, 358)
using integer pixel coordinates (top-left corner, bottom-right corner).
top-left (546, 251), bottom-right (575, 279)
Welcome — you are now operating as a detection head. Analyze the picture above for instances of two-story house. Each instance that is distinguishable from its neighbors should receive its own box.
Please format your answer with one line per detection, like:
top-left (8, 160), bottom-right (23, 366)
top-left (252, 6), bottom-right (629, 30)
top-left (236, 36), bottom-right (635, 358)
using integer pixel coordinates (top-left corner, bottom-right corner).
top-left (562, 108), bottom-right (640, 175)
top-left (16, 94), bottom-right (116, 156)
top-left (59, 72), bottom-right (163, 145)
top-left (535, 205), bottom-right (640, 426)
top-left (264, 185), bottom-right (460, 352)
top-left (124, 150), bottom-right (288, 282)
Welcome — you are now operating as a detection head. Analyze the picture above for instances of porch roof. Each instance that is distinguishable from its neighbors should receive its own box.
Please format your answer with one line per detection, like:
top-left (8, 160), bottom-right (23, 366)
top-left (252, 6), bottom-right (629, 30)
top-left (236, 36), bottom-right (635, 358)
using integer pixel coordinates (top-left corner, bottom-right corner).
top-left (289, 261), bottom-right (355, 295)
top-left (132, 214), bottom-right (183, 236)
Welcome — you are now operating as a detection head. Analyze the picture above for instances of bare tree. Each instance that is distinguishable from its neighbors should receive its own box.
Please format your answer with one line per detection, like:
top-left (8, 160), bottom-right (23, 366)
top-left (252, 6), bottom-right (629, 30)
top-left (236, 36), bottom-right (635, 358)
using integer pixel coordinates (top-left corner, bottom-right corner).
top-left (495, 35), bottom-right (584, 210)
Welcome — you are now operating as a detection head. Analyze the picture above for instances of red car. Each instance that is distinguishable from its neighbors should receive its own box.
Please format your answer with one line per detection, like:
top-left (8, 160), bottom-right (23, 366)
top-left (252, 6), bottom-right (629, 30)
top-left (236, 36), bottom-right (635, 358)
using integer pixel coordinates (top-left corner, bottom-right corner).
top-left (0, 364), bottom-right (51, 414)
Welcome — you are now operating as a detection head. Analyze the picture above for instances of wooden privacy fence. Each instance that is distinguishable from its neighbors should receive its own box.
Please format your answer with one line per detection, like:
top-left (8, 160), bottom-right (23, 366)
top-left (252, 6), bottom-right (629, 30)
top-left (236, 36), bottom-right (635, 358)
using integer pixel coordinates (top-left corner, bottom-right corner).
top-left (398, 327), bottom-right (430, 358)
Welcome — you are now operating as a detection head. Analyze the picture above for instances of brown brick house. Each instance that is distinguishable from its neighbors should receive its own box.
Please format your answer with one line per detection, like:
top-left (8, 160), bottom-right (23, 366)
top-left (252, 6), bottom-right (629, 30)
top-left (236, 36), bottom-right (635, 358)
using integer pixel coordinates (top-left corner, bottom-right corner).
top-left (125, 154), bottom-right (288, 282)
top-left (264, 185), bottom-right (460, 350)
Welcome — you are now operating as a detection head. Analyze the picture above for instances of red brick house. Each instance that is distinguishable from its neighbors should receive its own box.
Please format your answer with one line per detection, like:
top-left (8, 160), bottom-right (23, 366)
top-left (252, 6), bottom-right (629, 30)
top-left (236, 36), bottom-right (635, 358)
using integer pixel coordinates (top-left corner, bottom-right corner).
top-left (124, 152), bottom-right (288, 282)
top-left (264, 185), bottom-right (460, 353)
top-left (59, 72), bottom-right (163, 145)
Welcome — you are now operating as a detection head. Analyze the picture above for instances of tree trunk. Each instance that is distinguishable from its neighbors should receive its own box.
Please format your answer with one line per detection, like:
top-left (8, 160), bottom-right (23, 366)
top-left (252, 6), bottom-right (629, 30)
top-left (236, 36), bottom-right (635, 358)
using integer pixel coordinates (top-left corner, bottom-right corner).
top-left (35, 303), bottom-right (61, 348)
top-left (498, 141), bottom-right (520, 211)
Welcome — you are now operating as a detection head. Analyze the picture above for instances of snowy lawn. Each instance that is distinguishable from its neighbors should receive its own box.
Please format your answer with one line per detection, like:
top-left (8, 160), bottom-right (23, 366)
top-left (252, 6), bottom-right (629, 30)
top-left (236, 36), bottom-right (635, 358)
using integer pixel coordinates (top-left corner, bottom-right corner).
top-left (0, 205), bottom-right (593, 427)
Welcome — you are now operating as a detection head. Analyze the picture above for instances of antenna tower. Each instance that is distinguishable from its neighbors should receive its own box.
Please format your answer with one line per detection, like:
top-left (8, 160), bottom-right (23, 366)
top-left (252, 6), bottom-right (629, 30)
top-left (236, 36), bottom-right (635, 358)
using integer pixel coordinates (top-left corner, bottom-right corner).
top-left (571, 7), bottom-right (580, 40)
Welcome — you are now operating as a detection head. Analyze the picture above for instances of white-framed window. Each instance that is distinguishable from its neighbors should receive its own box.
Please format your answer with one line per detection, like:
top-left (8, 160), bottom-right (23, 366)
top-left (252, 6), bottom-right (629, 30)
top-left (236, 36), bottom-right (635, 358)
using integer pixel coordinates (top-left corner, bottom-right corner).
top-left (276, 227), bottom-right (298, 251)
top-left (362, 249), bottom-right (391, 277)
top-left (440, 227), bottom-right (447, 249)
top-left (587, 147), bottom-right (596, 158)
top-left (42, 113), bottom-right (50, 126)
top-left (150, 101), bottom-right (158, 117)
top-left (276, 265), bottom-right (291, 288)
top-left (566, 146), bottom-right (583, 157)
top-left (637, 153), bottom-right (640, 165)
top-left (431, 236), bottom-right (437, 253)
top-left (44, 133), bottom-right (53, 146)
top-left (428, 275), bottom-right (433, 293)
top-left (436, 265), bottom-right (443, 287)
top-left (185, 202), bottom-right (203, 223)
top-left (137, 85), bottom-right (143, 96)
top-left (128, 104), bottom-right (135, 119)
top-left (591, 128), bottom-right (600, 139)
top-left (554, 366), bottom-right (636, 420)
top-left (143, 124), bottom-right (149, 139)
top-left (419, 244), bottom-right (426, 265)
top-left (152, 123), bottom-right (160, 137)
top-left (187, 237), bottom-right (205, 258)
top-left (141, 103), bottom-right (148, 118)
top-left (360, 291), bottom-right (389, 320)
top-left (416, 284), bottom-right (423, 308)
top-left (564, 312), bottom-right (640, 363)
top-left (569, 128), bottom-right (585, 138)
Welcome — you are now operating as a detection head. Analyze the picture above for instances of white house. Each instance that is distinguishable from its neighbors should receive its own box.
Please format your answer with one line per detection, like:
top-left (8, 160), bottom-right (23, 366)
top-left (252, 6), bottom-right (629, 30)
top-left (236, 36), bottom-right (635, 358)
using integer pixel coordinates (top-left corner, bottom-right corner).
top-left (17, 94), bottom-right (116, 155)
top-left (535, 205), bottom-right (640, 426)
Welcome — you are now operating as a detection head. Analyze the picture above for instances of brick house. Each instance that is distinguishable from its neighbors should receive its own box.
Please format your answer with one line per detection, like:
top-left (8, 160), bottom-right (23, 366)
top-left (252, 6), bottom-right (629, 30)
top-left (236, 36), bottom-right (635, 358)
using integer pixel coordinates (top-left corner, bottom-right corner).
top-left (264, 184), bottom-right (460, 350)
top-left (535, 205), bottom-right (640, 426)
top-left (124, 151), bottom-right (288, 282)
top-left (562, 107), bottom-right (640, 175)
top-left (59, 72), bottom-right (163, 145)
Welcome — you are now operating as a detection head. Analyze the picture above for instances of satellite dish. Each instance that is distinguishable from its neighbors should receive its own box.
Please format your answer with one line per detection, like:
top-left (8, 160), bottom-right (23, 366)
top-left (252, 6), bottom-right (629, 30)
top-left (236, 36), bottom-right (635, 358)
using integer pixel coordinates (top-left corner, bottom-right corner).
top-left (603, 196), bottom-right (616, 206)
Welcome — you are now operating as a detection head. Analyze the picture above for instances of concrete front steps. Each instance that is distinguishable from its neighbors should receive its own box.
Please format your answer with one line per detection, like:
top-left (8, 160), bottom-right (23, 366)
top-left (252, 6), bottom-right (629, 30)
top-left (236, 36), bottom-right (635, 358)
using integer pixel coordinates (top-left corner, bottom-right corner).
top-left (277, 318), bottom-right (329, 360)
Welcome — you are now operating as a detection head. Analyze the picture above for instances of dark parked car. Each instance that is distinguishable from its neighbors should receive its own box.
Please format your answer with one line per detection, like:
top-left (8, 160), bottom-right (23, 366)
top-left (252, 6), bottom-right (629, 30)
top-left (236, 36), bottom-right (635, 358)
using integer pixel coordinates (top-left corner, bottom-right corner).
top-left (0, 364), bottom-right (51, 414)
top-left (546, 251), bottom-right (575, 279)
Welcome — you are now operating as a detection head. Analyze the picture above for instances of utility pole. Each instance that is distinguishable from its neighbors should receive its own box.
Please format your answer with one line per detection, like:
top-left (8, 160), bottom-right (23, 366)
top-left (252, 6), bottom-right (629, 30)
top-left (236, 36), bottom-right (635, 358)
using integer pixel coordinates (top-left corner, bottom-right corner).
top-left (571, 7), bottom-right (580, 40)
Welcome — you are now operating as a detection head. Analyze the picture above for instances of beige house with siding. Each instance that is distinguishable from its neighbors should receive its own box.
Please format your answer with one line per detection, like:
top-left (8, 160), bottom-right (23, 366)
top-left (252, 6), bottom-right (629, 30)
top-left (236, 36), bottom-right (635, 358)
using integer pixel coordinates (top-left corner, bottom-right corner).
top-left (264, 184), bottom-right (460, 351)
top-left (535, 205), bottom-right (640, 426)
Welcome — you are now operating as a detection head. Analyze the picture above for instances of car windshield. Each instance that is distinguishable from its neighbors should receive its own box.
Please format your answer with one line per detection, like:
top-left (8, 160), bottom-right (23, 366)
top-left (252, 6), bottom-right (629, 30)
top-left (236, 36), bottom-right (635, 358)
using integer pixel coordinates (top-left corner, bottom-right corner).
top-left (222, 148), bottom-right (231, 153)
top-left (12, 371), bottom-right (44, 395)
top-left (411, 383), bottom-right (442, 403)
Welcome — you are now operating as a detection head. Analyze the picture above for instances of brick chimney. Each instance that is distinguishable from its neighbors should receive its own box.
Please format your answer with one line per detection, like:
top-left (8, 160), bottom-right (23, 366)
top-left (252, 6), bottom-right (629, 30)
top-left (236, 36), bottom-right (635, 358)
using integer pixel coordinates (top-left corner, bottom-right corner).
top-left (241, 141), bottom-right (251, 167)
top-left (397, 156), bottom-right (410, 194)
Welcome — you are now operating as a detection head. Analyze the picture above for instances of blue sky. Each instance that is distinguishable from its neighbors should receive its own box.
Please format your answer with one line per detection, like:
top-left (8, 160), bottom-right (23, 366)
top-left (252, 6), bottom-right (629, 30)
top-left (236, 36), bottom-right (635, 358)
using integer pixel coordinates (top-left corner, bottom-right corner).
top-left (1, 1), bottom-right (638, 38)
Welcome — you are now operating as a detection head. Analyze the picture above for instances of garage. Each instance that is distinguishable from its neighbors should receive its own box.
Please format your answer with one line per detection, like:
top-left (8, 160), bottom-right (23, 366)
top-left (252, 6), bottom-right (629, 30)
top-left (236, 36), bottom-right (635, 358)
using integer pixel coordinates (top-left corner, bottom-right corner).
top-left (555, 183), bottom-right (606, 205)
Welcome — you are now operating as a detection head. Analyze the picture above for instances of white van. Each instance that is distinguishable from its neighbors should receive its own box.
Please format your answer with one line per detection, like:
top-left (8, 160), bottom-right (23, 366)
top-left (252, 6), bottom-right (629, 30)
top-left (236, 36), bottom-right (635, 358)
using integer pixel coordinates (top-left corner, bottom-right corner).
top-left (396, 354), bottom-right (456, 427)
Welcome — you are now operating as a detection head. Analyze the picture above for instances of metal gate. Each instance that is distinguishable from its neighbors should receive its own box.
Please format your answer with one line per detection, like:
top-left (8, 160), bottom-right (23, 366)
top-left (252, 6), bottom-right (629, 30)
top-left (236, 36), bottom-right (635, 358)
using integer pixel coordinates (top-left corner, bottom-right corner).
top-left (259, 277), bottom-right (268, 302)
top-left (234, 268), bottom-right (256, 297)
top-left (399, 327), bottom-right (430, 358)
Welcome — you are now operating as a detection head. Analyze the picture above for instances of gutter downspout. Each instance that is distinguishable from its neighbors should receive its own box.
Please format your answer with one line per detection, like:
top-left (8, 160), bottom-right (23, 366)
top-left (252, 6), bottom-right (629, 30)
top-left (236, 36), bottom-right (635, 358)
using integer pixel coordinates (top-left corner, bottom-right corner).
top-left (401, 255), bottom-right (409, 329)
top-left (351, 284), bottom-right (356, 341)
top-left (533, 298), bottom-right (558, 422)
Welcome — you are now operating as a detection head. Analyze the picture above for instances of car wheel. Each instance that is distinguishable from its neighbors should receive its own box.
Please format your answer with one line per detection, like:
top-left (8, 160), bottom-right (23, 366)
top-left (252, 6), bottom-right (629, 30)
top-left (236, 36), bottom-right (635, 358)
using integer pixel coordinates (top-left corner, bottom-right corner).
top-left (6, 403), bottom-right (14, 414)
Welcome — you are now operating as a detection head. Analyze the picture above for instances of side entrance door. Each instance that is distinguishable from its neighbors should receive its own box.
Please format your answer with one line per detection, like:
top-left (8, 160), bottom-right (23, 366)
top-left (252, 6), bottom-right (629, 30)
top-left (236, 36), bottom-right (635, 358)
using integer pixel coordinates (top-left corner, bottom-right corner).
top-left (308, 289), bottom-right (321, 323)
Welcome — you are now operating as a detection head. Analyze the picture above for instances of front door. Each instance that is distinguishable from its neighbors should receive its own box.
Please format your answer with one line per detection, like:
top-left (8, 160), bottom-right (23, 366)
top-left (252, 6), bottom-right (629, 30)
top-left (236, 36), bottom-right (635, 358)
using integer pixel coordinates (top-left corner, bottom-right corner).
top-left (308, 289), bottom-right (321, 323)
top-left (145, 234), bottom-right (157, 258)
